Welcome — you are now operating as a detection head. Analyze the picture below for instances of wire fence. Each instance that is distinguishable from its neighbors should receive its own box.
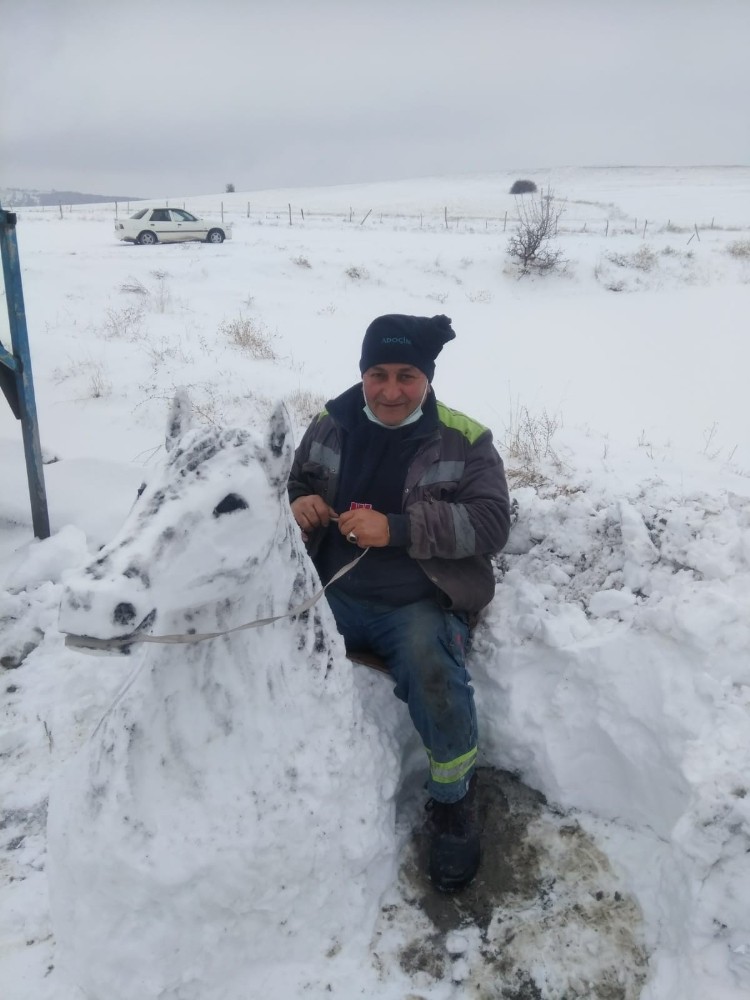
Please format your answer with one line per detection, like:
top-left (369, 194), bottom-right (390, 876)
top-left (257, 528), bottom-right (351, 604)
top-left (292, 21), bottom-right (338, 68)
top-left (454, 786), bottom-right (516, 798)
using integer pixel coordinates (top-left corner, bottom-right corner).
top-left (10, 199), bottom-right (750, 241)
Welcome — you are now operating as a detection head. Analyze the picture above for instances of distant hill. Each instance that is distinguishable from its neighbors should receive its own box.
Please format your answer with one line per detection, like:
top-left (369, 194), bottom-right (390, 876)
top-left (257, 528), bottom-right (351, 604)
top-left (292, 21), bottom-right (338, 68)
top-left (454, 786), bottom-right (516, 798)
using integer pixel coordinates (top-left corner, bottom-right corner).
top-left (0, 187), bottom-right (143, 208)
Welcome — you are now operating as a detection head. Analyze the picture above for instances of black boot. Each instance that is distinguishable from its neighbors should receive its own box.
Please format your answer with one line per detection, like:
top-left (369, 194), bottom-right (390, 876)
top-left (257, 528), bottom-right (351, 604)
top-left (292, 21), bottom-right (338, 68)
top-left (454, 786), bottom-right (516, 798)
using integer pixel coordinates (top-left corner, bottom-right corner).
top-left (427, 773), bottom-right (480, 893)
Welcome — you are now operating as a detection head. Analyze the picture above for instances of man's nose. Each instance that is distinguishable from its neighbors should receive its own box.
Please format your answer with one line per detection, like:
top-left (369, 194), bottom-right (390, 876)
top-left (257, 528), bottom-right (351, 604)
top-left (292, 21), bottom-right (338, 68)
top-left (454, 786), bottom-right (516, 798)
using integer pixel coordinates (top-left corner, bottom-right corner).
top-left (379, 379), bottom-right (403, 400)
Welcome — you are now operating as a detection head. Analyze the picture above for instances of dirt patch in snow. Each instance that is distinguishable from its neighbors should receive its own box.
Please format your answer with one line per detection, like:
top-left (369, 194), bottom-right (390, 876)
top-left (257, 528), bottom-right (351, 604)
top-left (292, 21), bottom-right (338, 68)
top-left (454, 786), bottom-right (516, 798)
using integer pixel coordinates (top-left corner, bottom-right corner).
top-left (373, 767), bottom-right (650, 999)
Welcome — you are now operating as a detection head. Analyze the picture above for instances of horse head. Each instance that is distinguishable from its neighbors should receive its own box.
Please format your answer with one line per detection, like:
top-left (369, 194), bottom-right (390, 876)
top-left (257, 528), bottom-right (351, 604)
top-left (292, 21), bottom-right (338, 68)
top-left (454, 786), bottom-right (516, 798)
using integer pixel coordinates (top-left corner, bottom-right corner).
top-left (60, 390), bottom-right (296, 648)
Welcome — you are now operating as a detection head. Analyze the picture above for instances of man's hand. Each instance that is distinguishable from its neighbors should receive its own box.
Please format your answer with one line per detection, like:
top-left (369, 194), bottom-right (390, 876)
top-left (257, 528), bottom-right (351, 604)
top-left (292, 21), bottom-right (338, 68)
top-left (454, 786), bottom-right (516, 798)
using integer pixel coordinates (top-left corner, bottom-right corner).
top-left (338, 509), bottom-right (390, 548)
top-left (291, 495), bottom-right (338, 541)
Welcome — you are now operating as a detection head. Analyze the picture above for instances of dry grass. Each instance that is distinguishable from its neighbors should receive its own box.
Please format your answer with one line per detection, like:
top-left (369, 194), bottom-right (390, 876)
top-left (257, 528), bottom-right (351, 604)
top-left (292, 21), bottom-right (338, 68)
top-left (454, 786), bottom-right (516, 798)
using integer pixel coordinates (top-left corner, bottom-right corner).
top-left (286, 388), bottom-right (326, 425)
top-left (503, 405), bottom-right (562, 487)
top-left (51, 358), bottom-right (113, 399)
top-left (219, 315), bottom-right (278, 360)
top-left (605, 246), bottom-right (658, 272)
top-left (120, 276), bottom-right (149, 295)
top-left (726, 240), bottom-right (750, 258)
top-left (102, 305), bottom-right (145, 341)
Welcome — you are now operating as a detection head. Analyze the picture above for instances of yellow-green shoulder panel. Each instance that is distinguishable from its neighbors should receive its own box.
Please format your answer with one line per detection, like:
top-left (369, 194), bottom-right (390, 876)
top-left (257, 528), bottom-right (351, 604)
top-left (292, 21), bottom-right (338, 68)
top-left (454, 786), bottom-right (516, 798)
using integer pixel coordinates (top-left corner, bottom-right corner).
top-left (436, 401), bottom-right (488, 444)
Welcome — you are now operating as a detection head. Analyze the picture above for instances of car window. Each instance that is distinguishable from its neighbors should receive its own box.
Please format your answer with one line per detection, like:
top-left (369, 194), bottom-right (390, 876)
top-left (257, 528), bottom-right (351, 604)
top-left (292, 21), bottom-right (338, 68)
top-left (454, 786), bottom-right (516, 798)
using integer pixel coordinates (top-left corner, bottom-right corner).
top-left (150, 210), bottom-right (170, 223)
top-left (130, 209), bottom-right (147, 220)
top-left (171, 210), bottom-right (197, 222)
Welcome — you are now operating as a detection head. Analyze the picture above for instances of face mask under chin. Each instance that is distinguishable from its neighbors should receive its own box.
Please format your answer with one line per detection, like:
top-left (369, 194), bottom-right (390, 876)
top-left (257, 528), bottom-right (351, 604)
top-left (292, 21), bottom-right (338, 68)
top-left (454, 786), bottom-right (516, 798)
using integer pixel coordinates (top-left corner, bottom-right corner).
top-left (362, 383), bottom-right (429, 429)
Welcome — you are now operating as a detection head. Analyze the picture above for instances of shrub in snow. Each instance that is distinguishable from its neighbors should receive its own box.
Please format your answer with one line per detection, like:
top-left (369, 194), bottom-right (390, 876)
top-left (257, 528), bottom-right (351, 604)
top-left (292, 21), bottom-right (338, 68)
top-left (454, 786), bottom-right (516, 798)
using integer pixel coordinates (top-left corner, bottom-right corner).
top-left (506, 190), bottom-right (565, 274)
top-left (48, 391), bottom-right (399, 1000)
top-left (726, 239), bottom-right (750, 258)
top-left (219, 313), bottom-right (278, 359)
top-left (509, 178), bottom-right (538, 195)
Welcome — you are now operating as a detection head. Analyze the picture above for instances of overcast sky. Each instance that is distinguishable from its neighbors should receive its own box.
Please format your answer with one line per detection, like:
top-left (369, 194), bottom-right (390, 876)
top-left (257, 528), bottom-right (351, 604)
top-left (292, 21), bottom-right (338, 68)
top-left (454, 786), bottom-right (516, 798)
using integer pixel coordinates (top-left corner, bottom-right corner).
top-left (2, 0), bottom-right (749, 199)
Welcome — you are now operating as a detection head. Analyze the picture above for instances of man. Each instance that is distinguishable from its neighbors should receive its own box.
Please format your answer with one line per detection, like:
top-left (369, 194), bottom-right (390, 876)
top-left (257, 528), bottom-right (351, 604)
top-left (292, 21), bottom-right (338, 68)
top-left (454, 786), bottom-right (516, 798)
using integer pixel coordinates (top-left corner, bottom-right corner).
top-left (288, 313), bottom-right (511, 892)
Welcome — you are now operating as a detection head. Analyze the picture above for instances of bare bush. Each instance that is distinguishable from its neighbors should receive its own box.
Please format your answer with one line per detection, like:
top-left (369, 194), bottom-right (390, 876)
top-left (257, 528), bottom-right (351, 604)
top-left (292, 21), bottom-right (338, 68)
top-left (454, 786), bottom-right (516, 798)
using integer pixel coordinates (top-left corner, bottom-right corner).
top-left (506, 190), bottom-right (565, 274)
top-left (292, 255), bottom-right (312, 268)
top-left (88, 364), bottom-right (113, 399)
top-left (503, 404), bottom-right (561, 486)
top-left (727, 240), bottom-right (750, 258)
top-left (631, 246), bottom-right (658, 272)
top-left (219, 315), bottom-right (278, 360)
top-left (345, 266), bottom-right (369, 280)
top-left (102, 305), bottom-right (145, 341)
top-left (150, 272), bottom-right (172, 313)
top-left (510, 179), bottom-right (538, 195)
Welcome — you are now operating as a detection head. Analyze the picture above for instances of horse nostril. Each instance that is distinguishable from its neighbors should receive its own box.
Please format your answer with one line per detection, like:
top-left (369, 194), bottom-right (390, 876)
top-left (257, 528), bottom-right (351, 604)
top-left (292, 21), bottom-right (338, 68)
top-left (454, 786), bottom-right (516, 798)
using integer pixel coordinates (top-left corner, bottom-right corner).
top-left (113, 602), bottom-right (137, 627)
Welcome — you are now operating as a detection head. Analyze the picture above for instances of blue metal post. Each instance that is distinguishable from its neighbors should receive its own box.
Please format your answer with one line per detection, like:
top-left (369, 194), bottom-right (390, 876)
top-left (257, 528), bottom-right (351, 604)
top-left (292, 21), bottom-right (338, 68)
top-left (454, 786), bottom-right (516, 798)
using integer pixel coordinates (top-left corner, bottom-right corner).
top-left (1, 204), bottom-right (51, 539)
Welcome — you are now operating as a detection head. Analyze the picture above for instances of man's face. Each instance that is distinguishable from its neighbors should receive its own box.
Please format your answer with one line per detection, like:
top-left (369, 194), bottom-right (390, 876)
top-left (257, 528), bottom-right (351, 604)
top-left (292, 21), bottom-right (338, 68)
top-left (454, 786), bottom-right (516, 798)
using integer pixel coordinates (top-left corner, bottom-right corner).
top-left (362, 363), bottom-right (429, 426)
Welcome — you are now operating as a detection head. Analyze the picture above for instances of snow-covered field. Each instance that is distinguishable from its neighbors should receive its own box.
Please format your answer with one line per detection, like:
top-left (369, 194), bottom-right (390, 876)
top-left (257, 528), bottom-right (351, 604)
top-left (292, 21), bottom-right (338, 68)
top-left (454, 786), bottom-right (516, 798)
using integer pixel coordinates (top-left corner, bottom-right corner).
top-left (2, 166), bottom-right (750, 999)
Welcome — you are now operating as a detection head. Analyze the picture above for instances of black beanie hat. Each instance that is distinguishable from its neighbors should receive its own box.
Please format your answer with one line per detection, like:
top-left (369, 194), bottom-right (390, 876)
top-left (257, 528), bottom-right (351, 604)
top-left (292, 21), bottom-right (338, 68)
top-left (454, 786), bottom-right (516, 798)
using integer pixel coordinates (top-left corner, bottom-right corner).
top-left (359, 314), bottom-right (456, 381)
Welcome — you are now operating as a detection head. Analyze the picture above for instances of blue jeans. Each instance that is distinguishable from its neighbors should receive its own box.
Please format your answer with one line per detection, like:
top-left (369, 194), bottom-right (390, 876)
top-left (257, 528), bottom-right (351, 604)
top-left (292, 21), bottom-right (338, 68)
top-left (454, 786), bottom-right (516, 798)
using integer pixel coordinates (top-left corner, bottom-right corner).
top-left (326, 589), bottom-right (478, 803)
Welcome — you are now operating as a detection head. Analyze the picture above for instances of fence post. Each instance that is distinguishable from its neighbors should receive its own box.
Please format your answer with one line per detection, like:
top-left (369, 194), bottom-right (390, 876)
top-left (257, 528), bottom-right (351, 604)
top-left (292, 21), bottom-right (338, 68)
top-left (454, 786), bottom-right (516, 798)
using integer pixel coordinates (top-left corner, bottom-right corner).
top-left (0, 205), bottom-right (50, 538)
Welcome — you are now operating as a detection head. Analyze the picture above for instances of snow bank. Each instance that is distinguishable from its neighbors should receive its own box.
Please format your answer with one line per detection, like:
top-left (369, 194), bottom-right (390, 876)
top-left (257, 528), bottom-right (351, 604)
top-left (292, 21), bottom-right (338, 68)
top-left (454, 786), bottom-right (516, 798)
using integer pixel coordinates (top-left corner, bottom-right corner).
top-left (473, 448), bottom-right (750, 998)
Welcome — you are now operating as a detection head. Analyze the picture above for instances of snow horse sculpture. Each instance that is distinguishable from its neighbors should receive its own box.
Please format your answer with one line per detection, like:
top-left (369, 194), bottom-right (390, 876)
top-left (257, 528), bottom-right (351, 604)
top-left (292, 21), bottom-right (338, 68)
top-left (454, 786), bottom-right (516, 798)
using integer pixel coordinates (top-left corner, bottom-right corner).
top-left (49, 391), bottom-right (397, 1000)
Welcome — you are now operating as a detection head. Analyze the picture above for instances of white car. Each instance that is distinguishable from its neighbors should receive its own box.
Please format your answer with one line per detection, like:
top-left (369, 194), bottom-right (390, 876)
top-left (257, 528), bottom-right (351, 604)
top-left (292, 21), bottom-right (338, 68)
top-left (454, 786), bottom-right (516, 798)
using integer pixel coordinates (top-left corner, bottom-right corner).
top-left (115, 208), bottom-right (232, 245)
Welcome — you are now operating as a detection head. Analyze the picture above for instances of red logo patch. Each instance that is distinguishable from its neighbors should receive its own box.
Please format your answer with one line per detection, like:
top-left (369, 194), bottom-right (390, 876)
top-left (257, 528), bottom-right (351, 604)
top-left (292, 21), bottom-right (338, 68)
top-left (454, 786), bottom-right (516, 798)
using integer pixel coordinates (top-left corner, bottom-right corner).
top-left (349, 502), bottom-right (373, 510)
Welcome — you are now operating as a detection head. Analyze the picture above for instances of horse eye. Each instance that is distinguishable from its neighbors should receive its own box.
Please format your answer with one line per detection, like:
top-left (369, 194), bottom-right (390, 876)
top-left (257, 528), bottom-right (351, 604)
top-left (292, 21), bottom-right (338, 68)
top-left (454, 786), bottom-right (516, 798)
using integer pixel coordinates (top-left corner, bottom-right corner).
top-left (213, 493), bottom-right (249, 517)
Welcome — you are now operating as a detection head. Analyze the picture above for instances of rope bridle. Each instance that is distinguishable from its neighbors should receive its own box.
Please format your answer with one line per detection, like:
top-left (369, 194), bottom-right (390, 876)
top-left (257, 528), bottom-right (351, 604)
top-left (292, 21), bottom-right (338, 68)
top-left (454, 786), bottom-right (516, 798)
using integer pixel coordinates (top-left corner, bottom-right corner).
top-left (63, 548), bottom-right (369, 654)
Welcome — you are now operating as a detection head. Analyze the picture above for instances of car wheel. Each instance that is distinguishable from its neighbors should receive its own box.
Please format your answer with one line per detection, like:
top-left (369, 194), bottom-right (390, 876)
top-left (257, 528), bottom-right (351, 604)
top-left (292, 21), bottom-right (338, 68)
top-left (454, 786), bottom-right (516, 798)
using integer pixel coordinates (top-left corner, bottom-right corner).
top-left (206, 229), bottom-right (225, 244)
top-left (137, 231), bottom-right (158, 245)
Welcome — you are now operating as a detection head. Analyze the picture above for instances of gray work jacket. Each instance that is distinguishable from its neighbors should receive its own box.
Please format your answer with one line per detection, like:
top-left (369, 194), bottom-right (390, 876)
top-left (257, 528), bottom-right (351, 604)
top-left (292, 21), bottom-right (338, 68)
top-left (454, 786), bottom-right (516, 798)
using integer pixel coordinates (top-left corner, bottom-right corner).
top-left (288, 389), bottom-right (511, 614)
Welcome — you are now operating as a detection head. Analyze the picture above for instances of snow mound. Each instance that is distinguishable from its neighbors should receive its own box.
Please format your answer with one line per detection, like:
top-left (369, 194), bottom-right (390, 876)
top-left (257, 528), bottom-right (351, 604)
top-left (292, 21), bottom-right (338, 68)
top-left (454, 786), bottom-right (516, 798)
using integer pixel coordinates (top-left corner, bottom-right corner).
top-left (475, 467), bottom-right (750, 997)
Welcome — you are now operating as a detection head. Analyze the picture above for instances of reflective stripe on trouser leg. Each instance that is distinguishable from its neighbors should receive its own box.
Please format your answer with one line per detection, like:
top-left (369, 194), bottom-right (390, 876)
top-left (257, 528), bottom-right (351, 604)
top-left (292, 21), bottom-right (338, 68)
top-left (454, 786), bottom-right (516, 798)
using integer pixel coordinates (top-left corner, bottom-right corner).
top-left (427, 745), bottom-right (478, 785)
top-left (323, 591), bottom-right (478, 802)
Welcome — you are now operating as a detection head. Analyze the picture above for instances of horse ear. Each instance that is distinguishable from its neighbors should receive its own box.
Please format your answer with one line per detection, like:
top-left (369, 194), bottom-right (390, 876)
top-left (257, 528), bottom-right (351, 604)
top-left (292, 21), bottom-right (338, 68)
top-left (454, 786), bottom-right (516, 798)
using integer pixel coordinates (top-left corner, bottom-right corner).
top-left (265, 402), bottom-right (294, 492)
top-left (166, 388), bottom-right (193, 452)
